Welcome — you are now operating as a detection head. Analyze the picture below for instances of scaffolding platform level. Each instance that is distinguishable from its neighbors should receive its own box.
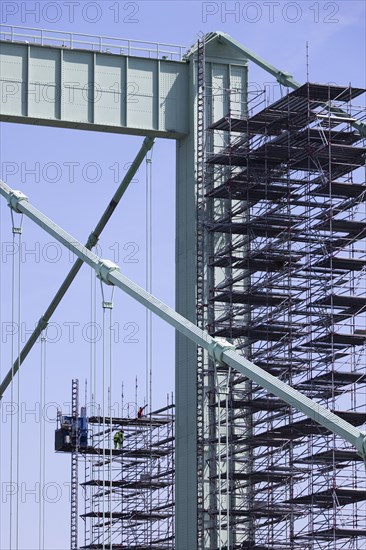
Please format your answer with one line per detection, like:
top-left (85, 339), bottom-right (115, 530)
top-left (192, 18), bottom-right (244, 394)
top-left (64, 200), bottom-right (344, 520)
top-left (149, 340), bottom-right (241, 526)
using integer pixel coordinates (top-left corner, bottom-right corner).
top-left (197, 81), bottom-right (366, 548)
top-left (56, 397), bottom-right (175, 550)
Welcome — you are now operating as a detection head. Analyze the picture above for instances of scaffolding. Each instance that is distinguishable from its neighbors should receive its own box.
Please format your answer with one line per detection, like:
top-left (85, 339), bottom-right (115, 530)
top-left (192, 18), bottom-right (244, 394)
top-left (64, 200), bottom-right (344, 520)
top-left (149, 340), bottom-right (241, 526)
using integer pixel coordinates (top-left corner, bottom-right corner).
top-left (56, 395), bottom-right (175, 550)
top-left (199, 82), bottom-right (366, 549)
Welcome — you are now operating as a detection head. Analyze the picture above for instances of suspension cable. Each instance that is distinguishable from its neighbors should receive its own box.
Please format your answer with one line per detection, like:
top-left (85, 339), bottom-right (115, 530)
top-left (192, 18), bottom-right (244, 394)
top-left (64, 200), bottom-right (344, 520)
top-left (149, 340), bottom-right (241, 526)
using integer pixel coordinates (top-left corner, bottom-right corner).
top-left (108, 291), bottom-right (114, 550)
top-left (9, 214), bottom-right (16, 550)
top-left (145, 147), bottom-right (154, 544)
top-left (39, 334), bottom-right (46, 550)
top-left (145, 146), bottom-right (154, 414)
top-left (100, 281), bottom-right (115, 549)
top-left (0, 205), bottom-right (4, 548)
top-left (90, 267), bottom-right (97, 408)
top-left (15, 214), bottom-right (22, 550)
top-left (9, 209), bottom-right (23, 550)
top-left (101, 282), bottom-right (106, 550)
top-left (0, 200), bottom-right (3, 546)
top-left (88, 267), bottom-right (97, 547)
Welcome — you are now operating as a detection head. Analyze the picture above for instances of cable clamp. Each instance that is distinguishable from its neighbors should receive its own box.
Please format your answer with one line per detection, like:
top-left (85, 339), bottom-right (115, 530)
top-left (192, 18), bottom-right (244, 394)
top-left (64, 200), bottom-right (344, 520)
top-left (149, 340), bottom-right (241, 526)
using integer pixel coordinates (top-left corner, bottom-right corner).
top-left (207, 338), bottom-right (236, 365)
top-left (86, 231), bottom-right (99, 249)
top-left (97, 259), bottom-right (120, 285)
top-left (7, 190), bottom-right (28, 213)
top-left (37, 316), bottom-right (49, 332)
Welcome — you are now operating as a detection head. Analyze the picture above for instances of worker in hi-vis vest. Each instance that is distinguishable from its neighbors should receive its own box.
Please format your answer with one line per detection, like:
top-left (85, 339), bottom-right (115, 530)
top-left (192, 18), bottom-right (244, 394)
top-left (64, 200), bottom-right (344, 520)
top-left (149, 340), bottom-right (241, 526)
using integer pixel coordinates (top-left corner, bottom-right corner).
top-left (114, 429), bottom-right (124, 449)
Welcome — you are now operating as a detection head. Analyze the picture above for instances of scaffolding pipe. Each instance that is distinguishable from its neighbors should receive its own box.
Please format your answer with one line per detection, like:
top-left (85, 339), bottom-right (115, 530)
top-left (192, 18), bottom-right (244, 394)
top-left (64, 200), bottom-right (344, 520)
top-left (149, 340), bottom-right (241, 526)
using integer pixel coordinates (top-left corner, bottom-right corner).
top-left (1, 179), bottom-right (366, 462)
top-left (0, 137), bottom-right (155, 399)
top-left (199, 32), bottom-right (366, 137)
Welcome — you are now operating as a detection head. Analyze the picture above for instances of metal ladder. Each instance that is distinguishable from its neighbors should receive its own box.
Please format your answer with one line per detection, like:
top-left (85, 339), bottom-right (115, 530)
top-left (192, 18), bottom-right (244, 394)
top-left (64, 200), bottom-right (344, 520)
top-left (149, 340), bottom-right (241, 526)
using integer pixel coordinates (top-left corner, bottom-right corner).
top-left (196, 34), bottom-right (206, 550)
top-left (70, 379), bottom-right (79, 550)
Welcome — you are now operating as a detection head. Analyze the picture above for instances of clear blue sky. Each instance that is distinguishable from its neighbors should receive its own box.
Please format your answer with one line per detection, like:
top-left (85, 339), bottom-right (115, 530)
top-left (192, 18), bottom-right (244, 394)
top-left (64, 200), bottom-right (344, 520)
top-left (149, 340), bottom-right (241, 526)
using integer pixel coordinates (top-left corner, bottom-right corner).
top-left (0, 1), bottom-right (365, 548)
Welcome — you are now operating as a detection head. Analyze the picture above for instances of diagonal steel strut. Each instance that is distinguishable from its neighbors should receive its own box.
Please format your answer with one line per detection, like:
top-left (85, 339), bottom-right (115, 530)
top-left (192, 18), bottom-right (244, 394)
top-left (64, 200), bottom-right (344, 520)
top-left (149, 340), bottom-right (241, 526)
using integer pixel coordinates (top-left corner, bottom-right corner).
top-left (1, 178), bottom-right (365, 462)
top-left (0, 137), bottom-right (154, 399)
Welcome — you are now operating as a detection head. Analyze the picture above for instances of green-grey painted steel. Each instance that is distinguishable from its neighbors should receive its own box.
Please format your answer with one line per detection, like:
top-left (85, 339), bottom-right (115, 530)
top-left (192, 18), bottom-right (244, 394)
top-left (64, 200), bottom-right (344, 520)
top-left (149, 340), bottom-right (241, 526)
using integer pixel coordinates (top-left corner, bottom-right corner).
top-left (2, 30), bottom-right (366, 550)
top-left (1, 178), bottom-right (365, 462)
top-left (175, 37), bottom-right (249, 548)
top-left (175, 82), bottom-right (198, 549)
top-left (186, 31), bottom-right (300, 88)
top-left (186, 32), bottom-right (366, 137)
top-left (0, 136), bottom-right (154, 399)
top-left (1, 32), bottom-right (365, 138)
top-left (0, 42), bottom-right (188, 137)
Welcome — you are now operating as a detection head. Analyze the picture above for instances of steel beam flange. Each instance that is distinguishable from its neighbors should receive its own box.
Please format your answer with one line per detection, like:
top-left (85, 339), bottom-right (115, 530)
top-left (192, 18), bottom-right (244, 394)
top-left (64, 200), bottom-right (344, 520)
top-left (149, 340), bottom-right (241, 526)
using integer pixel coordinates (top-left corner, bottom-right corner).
top-left (97, 259), bottom-right (120, 285)
top-left (207, 338), bottom-right (236, 365)
top-left (7, 190), bottom-right (28, 213)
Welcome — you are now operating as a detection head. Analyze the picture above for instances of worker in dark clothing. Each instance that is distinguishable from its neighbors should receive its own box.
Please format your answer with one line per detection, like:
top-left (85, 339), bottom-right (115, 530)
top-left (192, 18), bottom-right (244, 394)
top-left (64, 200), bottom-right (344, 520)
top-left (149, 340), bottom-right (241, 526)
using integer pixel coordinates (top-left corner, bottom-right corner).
top-left (114, 429), bottom-right (124, 449)
top-left (137, 405), bottom-right (148, 418)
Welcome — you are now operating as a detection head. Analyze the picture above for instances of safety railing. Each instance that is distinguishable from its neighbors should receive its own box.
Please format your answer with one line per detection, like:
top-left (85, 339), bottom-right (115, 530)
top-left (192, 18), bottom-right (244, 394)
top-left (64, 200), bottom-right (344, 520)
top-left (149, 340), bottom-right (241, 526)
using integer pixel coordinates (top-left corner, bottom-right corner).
top-left (0, 24), bottom-right (187, 61)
